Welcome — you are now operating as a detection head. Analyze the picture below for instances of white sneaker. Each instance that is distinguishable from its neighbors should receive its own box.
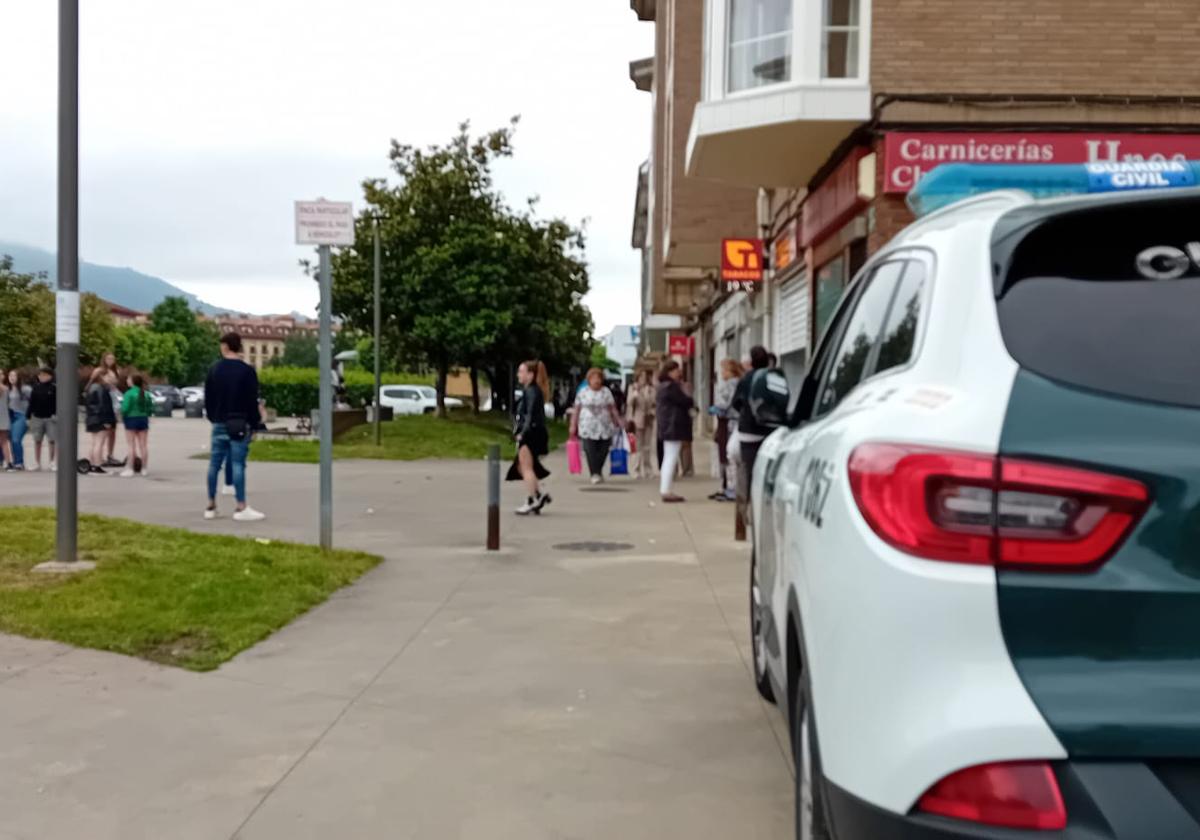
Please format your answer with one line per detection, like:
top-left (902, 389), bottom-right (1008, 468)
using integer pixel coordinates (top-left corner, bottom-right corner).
top-left (233, 507), bottom-right (266, 522)
top-left (119, 469), bottom-right (135, 478)
top-left (50, 462), bottom-right (57, 472)
top-left (221, 485), bottom-right (236, 496)
top-left (139, 468), bottom-right (148, 477)
top-left (590, 475), bottom-right (602, 485)
top-left (28, 464), bottom-right (40, 473)
top-left (515, 497), bottom-right (536, 516)
top-left (203, 508), bottom-right (218, 520)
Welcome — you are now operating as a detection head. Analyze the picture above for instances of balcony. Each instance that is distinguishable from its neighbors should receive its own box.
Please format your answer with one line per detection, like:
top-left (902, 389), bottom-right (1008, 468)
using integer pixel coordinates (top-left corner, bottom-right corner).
top-left (687, 0), bottom-right (872, 187)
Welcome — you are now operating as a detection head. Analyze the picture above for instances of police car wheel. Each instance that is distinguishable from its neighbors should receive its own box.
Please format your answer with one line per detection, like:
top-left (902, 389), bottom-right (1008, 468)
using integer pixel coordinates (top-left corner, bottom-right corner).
top-left (794, 682), bottom-right (831, 840)
top-left (750, 550), bottom-right (775, 703)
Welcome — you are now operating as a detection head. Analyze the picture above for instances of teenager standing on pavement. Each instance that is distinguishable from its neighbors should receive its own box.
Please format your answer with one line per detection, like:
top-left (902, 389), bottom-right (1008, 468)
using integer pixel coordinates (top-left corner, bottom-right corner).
top-left (84, 368), bottom-right (117, 473)
top-left (710, 358), bottom-right (742, 501)
top-left (656, 360), bottom-right (694, 503)
top-left (204, 332), bottom-right (265, 522)
top-left (730, 346), bottom-right (772, 509)
top-left (0, 371), bottom-right (13, 471)
top-left (6, 369), bottom-right (31, 471)
top-left (570, 367), bottom-right (623, 484)
top-left (28, 367), bottom-right (57, 472)
top-left (508, 360), bottom-right (553, 515)
top-left (120, 373), bottom-right (153, 477)
top-left (99, 353), bottom-right (124, 468)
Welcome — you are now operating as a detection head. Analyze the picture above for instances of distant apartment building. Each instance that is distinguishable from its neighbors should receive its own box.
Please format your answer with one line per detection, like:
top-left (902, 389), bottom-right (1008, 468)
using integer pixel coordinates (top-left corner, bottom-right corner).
top-left (600, 325), bottom-right (641, 382)
top-left (103, 299), bottom-right (148, 327)
top-left (631, 0), bottom-right (1200, 395)
top-left (212, 314), bottom-right (320, 370)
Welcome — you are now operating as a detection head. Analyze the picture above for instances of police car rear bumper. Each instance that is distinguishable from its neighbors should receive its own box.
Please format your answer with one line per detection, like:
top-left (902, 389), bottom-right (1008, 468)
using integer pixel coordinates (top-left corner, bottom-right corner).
top-left (826, 761), bottom-right (1200, 839)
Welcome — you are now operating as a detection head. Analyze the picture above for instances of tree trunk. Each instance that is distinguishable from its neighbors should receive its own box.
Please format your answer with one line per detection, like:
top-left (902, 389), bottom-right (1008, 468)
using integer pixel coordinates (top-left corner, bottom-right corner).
top-left (469, 363), bottom-right (481, 414)
top-left (435, 362), bottom-right (449, 418)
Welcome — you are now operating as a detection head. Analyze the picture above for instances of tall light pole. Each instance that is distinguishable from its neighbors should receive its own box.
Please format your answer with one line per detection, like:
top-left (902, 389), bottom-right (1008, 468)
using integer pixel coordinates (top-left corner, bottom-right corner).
top-left (55, 0), bottom-right (80, 564)
top-left (372, 217), bottom-right (382, 447)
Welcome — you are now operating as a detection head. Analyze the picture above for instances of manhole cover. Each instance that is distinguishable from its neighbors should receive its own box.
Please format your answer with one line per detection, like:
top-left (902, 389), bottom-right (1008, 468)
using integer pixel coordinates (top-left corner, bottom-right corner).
top-left (553, 541), bottom-right (636, 553)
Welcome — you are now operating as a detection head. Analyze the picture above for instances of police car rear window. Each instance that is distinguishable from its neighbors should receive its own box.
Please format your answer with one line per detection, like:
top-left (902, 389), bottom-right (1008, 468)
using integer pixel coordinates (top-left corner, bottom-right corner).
top-left (995, 195), bottom-right (1200, 408)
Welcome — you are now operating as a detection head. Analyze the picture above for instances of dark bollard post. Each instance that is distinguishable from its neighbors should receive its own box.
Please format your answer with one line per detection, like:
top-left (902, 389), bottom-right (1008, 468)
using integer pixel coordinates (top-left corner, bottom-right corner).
top-left (487, 444), bottom-right (501, 551)
top-left (735, 500), bottom-right (747, 542)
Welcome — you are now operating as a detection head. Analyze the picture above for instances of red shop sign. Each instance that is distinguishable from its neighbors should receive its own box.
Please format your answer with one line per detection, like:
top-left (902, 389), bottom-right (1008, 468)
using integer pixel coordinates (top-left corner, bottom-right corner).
top-left (800, 147), bottom-right (870, 248)
top-left (884, 131), bottom-right (1200, 194)
top-left (668, 334), bottom-right (695, 357)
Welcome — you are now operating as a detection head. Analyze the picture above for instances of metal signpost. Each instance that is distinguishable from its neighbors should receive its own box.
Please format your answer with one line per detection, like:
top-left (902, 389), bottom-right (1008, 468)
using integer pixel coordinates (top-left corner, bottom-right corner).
top-left (373, 217), bottom-right (382, 446)
top-left (55, 0), bottom-right (80, 566)
top-left (295, 199), bottom-right (354, 550)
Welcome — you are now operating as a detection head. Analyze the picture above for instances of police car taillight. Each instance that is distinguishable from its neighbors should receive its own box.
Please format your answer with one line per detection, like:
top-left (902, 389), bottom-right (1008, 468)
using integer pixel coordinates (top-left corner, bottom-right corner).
top-left (848, 444), bottom-right (1149, 569)
top-left (906, 160), bottom-right (1200, 216)
top-left (916, 761), bottom-right (1067, 831)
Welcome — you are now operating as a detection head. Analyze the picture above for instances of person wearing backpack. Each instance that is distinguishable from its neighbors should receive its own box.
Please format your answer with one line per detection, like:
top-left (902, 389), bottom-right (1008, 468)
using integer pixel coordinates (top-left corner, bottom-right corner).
top-left (730, 346), bottom-right (780, 511)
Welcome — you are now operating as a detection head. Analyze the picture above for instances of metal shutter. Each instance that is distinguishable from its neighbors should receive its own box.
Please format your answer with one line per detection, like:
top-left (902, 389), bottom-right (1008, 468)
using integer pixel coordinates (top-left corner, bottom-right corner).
top-left (774, 273), bottom-right (810, 356)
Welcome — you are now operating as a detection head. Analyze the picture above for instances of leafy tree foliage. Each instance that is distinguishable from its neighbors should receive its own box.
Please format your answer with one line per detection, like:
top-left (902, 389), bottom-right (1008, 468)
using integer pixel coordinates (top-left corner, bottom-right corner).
top-left (113, 325), bottom-right (188, 383)
top-left (590, 342), bottom-right (622, 375)
top-left (0, 255), bottom-right (113, 368)
top-left (331, 121), bottom-right (594, 415)
top-left (276, 333), bottom-right (319, 368)
top-left (148, 297), bottom-right (221, 384)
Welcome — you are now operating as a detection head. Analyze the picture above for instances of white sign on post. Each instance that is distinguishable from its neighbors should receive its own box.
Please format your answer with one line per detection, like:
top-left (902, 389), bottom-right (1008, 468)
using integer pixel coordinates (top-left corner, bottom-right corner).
top-left (295, 199), bottom-right (355, 246)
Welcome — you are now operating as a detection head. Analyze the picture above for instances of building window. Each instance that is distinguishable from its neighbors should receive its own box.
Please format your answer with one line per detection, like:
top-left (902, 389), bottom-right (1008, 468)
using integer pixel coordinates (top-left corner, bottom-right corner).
top-left (822, 0), bottom-right (860, 78)
top-left (727, 0), bottom-right (792, 92)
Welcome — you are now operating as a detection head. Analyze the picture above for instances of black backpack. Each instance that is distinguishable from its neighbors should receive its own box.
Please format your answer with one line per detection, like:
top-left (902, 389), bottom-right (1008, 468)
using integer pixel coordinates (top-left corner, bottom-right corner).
top-left (748, 368), bottom-right (790, 429)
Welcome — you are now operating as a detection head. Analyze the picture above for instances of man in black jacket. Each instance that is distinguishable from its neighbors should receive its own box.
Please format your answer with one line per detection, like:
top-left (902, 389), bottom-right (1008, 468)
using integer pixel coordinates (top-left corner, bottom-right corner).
top-left (203, 332), bottom-right (264, 522)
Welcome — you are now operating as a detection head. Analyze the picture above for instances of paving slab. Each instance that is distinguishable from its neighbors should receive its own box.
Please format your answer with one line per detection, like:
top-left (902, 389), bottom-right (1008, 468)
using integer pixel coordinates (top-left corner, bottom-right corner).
top-left (0, 417), bottom-right (792, 839)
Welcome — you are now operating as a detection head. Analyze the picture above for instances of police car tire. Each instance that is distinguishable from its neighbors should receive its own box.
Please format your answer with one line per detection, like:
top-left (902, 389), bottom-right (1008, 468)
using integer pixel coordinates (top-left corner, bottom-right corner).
top-left (750, 550), bottom-right (776, 704)
top-left (794, 679), bottom-right (832, 840)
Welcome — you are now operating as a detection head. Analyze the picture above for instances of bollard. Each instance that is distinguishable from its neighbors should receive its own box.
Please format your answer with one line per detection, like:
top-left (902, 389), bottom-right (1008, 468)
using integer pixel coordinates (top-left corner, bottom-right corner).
top-left (486, 444), bottom-right (501, 551)
top-left (735, 495), bottom-right (747, 542)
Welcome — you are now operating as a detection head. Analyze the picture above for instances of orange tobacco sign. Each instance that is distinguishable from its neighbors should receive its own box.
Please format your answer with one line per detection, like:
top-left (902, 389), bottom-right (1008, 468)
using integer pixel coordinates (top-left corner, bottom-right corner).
top-left (721, 238), bottom-right (765, 287)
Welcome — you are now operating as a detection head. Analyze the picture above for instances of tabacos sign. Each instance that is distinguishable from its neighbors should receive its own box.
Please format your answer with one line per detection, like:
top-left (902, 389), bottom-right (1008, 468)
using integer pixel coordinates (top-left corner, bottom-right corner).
top-left (884, 132), bottom-right (1200, 194)
top-left (721, 238), bottom-right (765, 291)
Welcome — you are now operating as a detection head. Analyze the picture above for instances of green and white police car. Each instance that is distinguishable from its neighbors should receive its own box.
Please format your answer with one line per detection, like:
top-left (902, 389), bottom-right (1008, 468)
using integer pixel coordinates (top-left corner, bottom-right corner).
top-left (749, 161), bottom-right (1200, 839)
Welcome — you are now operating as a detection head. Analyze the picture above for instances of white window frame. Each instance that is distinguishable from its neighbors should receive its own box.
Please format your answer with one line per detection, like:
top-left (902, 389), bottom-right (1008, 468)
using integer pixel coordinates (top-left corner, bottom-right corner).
top-left (706, 0), bottom-right (871, 101)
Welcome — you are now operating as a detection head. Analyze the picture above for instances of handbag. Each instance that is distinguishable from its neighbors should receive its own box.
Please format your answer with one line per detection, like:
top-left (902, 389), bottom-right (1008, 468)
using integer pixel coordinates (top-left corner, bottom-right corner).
top-left (610, 432), bottom-right (629, 476)
top-left (567, 438), bottom-right (583, 475)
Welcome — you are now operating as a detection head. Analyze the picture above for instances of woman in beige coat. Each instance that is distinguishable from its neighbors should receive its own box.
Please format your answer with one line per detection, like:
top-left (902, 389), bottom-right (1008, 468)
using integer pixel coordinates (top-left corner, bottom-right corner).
top-left (625, 369), bottom-right (657, 478)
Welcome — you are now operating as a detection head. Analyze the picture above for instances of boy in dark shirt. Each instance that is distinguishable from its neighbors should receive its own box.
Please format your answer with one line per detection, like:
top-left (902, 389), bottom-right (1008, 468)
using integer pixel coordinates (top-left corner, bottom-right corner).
top-left (203, 332), bottom-right (265, 522)
top-left (28, 367), bottom-right (57, 472)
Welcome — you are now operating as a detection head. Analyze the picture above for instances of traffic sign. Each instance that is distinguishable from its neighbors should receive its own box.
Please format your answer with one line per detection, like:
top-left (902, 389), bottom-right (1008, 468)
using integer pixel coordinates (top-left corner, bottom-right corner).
top-left (295, 199), bottom-right (355, 246)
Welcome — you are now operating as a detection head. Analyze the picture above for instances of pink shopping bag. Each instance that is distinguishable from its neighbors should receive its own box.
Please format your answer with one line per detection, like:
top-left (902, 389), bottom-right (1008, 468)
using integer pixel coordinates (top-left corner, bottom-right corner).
top-left (567, 438), bottom-right (583, 474)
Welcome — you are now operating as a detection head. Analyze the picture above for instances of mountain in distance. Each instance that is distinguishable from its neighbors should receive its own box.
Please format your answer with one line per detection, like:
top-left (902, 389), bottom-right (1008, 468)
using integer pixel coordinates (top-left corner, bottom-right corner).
top-left (0, 241), bottom-right (225, 316)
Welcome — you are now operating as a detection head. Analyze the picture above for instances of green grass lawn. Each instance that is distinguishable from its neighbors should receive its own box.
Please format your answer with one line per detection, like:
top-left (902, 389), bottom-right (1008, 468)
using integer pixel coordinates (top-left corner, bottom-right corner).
top-left (0, 508), bottom-right (380, 671)
top-left (248, 412), bottom-right (569, 464)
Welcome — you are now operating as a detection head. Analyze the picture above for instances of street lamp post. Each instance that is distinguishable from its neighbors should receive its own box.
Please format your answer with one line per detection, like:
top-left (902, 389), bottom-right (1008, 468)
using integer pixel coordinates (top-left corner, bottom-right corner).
top-left (55, 0), bottom-right (80, 565)
top-left (373, 217), bottom-right (382, 447)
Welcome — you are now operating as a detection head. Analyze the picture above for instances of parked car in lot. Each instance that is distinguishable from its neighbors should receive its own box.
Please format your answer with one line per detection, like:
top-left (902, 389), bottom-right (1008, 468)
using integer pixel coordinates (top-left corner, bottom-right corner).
top-left (377, 385), bottom-right (463, 415)
top-left (149, 384), bottom-right (184, 409)
top-left (749, 166), bottom-right (1200, 838)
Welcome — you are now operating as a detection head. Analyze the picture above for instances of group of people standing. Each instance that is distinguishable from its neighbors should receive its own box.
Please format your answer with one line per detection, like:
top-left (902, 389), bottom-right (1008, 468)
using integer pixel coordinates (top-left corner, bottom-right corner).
top-left (507, 345), bottom-right (780, 513)
top-left (83, 353), bottom-right (154, 476)
top-left (0, 367), bottom-right (57, 472)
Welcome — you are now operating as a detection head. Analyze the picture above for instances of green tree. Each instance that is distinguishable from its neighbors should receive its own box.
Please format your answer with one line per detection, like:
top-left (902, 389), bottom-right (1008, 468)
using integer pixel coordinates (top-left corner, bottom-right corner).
top-left (80, 293), bottom-right (115, 366)
top-left (331, 121), bottom-right (594, 416)
top-left (113, 325), bottom-right (187, 383)
top-left (277, 332), bottom-right (319, 368)
top-left (149, 297), bottom-right (220, 384)
top-left (590, 342), bottom-right (621, 375)
top-left (0, 256), bottom-right (54, 368)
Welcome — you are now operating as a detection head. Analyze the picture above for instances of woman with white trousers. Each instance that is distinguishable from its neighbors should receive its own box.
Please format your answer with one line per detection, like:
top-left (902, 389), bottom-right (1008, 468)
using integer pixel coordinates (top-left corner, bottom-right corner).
top-left (655, 360), bottom-right (693, 503)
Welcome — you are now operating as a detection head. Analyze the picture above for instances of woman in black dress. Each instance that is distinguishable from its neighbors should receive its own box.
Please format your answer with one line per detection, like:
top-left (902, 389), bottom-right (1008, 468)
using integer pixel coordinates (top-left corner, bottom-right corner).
top-left (508, 360), bottom-right (553, 515)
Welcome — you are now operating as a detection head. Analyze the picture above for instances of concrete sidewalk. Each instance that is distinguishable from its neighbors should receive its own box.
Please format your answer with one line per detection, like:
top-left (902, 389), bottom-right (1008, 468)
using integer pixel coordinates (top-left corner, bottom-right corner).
top-left (0, 418), bottom-right (792, 839)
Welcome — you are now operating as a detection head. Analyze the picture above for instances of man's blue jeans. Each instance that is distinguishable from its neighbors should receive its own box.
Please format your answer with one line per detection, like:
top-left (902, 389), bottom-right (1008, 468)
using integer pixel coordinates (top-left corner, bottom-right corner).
top-left (207, 424), bottom-right (248, 503)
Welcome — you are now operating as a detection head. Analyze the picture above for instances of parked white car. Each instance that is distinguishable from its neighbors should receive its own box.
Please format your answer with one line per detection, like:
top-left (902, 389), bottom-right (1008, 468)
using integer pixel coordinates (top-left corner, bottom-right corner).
top-left (378, 385), bottom-right (464, 415)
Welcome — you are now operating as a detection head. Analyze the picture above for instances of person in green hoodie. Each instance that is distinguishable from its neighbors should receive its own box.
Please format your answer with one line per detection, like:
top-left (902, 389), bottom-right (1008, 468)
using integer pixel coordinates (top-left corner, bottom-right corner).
top-left (120, 373), bottom-right (153, 478)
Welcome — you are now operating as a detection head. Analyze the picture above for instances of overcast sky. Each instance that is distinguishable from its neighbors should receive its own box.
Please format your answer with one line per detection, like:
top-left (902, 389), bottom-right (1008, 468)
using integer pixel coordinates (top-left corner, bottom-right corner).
top-left (1, 1), bottom-right (652, 335)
